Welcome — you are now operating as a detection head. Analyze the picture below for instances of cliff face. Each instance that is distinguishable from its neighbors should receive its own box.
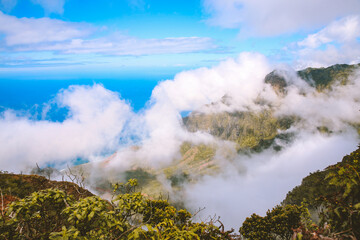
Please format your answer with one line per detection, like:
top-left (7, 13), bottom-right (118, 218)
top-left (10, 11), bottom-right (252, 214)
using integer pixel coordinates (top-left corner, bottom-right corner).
top-left (264, 71), bottom-right (287, 94)
top-left (265, 63), bottom-right (360, 92)
top-left (183, 63), bottom-right (360, 152)
top-left (184, 110), bottom-right (289, 152)
top-left (298, 63), bottom-right (360, 90)
top-left (0, 172), bottom-right (94, 210)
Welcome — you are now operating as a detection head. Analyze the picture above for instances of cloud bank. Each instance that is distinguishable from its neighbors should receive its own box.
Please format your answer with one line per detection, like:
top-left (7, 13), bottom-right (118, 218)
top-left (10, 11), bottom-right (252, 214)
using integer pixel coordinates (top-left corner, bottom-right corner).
top-left (0, 12), bottom-right (217, 56)
top-left (0, 84), bottom-right (132, 172)
top-left (203, 0), bottom-right (360, 37)
top-left (0, 53), bottom-right (359, 229)
top-left (0, 11), bottom-right (90, 46)
top-left (293, 15), bottom-right (360, 68)
top-left (151, 52), bottom-right (271, 112)
top-left (185, 132), bottom-right (358, 228)
top-left (16, 35), bottom-right (216, 56)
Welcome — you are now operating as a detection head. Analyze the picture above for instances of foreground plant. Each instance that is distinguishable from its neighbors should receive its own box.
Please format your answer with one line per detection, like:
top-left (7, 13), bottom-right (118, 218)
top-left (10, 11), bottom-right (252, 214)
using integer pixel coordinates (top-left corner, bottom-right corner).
top-left (1, 178), bottom-right (238, 239)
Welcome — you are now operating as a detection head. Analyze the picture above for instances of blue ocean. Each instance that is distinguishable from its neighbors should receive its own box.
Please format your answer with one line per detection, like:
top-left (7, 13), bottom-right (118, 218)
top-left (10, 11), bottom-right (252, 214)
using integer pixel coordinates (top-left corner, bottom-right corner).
top-left (0, 78), bottom-right (164, 121)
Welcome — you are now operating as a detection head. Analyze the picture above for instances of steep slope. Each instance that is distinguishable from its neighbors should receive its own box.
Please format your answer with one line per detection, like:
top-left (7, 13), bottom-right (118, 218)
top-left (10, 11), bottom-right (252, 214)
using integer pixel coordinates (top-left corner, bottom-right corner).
top-left (281, 145), bottom-right (360, 238)
top-left (184, 110), bottom-right (293, 152)
top-left (161, 142), bottom-right (219, 185)
top-left (0, 172), bottom-right (93, 210)
top-left (298, 63), bottom-right (360, 91)
top-left (282, 170), bottom-right (335, 209)
top-left (265, 63), bottom-right (360, 92)
top-left (66, 142), bottom-right (220, 198)
top-left (69, 63), bottom-right (360, 199)
top-left (283, 145), bottom-right (360, 208)
top-left (184, 63), bottom-right (360, 152)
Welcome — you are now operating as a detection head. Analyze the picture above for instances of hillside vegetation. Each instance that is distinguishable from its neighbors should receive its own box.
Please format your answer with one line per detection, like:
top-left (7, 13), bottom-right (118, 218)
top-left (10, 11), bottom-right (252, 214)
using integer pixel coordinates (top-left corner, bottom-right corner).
top-left (0, 176), bottom-right (239, 239)
top-left (239, 145), bottom-right (360, 239)
top-left (298, 64), bottom-right (360, 91)
top-left (68, 142), bottom-right (221, 198)
top-left (280, 145), bottom-right (360, 239)
top-left (265, 63), bottom-right (360, 92)
top-left (1, 146), bottom-right (360, 239)
top-left (0, 172), bottom-right (93, 203)
top-left (184, 110), bottom-right (294, 152)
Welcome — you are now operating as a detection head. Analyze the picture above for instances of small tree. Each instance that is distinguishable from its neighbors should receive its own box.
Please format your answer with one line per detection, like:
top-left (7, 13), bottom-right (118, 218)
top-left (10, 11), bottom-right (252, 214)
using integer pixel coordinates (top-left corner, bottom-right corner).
top-left (239, 213), bottom-right (272, 240)
top-left (4, 189), bottom-right (74, 239)
top-left (2, 178), bottom-right (239, 239)
top-left (318, 146), bottom-right (360, 239)
top-left (240, 204), bottom-right (306, 240)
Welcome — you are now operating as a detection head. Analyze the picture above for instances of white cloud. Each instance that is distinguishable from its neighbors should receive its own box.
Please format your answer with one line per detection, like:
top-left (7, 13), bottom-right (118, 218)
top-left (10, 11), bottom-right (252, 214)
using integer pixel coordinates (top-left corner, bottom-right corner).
top-left (151, 52), bottom-right (271, 112)
top-left (274, 70), bottom-right (360, 130)
top-left (70, 52), bottom-right (272, 171)
top-left (103, 51), bottom-right (360, 174)
top-left (298, 15), bottom-right (360, 48)
top-left (0, 84), bottom-right (132, 172)
top-left (31, 0), bottom-right (65, 15)
top-left (16, 35), bottom-right (216, 56)
top-left (0, 12), bottom-right (217, 56)
top-left (185, 132), bottom-right (359, 229)
top-left (0, 11), bottom-right (91, 46)
top-left (203, 0), bottom-right (360, 37)
top-left (293, 44), bottom-right (360, 69)
top-left (292, 15), bottom-right (360, 68)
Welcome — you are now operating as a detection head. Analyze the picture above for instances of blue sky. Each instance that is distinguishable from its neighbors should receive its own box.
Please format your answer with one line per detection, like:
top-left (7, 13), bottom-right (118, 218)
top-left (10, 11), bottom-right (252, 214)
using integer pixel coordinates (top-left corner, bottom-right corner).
top-left (1, 0), bottom-right (360, 79)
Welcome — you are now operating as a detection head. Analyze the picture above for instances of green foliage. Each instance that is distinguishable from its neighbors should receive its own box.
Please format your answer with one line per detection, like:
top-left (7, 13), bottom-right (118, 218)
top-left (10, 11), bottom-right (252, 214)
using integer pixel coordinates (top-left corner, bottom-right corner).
top-left (264, 70), bottom-right (287, 95)
top-left (283, 170), bottom-right (336, 209)
top-left (267, 205), bottom-right (304, 239)
top-left (318, 146), bottom-right (360, 239)
top-left (2, 189), bottom-right (74, 239)
top-left (169, 171), bottom-right (189, 187)
top-left (124, 168), bottom-right (156, 186)
top-left (193, 144), bottom-right (216, 163)
top-left (143, 199), bottom-right (178, 225)
top-left (297, 63), bottom-right (359, 91)
top-left (62, 196), bottom-right (124, 238)
top-left (283, 145), bottom-right (360, 239)
top-left (1, 178), bottom-right (236, 239)
top-left (163, 142), bottom-right (218, 186)
top-left (0, 172), bottom-right (93, 200)
top-left (180, 142), bottom-right (192, 156)
top-left (0, 173), bottom-right (48, 199)
top-left (240, 213), bottom-right (272, 240)
top-left (240, 204), bottom-right (309, 240)
top-left (184, 110), bottom-right (284, 152)
top-left (235, 110), bottom-right (279, 151)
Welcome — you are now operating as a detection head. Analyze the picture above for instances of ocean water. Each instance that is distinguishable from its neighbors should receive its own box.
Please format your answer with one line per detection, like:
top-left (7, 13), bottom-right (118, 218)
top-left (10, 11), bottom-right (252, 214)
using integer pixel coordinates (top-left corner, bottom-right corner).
top-left (0, 79), bottom-right (162, 120)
